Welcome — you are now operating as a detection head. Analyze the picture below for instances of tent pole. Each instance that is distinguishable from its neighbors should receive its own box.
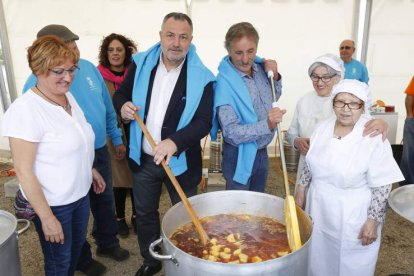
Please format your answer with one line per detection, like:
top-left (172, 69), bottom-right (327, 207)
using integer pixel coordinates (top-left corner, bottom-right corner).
top-left (354, 0), bottom-right (372, 64)
top-left (0, 0), bottom-right (18, 110)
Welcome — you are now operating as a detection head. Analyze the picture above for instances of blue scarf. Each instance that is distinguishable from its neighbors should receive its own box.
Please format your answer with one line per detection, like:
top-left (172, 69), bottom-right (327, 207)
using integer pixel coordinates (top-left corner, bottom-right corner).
top-left (211, 56), bottom-right (263, 184)
top-left (130, 42), bottom-right (214, 176)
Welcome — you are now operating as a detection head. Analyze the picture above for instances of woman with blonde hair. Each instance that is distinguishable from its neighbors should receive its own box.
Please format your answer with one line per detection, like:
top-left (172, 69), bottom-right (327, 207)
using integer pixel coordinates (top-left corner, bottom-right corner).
top-left (2, 35), bottom-right (105, 276)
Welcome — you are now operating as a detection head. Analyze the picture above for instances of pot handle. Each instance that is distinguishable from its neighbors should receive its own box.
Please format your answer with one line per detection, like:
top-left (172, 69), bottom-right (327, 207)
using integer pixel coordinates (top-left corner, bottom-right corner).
top-left (149, 237), bottom-right (179, 267)
top-left (16, 219), bottom-right (30, 236)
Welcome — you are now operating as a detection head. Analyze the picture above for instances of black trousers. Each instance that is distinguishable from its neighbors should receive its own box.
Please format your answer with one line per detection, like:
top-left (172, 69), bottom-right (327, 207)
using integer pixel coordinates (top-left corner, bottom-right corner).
top-left (113, 187), bottom-right (136, 218)
top-left (132, 153), bottom-right (198, 266)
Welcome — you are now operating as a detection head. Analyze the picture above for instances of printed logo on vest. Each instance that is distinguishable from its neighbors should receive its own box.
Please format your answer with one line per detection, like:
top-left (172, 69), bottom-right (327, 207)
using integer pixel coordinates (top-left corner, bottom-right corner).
top-left (86, 77), bottom-right (98, 92)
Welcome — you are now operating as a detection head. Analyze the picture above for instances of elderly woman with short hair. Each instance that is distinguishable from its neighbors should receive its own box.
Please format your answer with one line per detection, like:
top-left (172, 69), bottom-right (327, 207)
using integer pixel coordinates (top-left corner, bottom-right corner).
top-left (2, 35), bottom-right (105, 276)
top-left (287, 54), bottom-right (386, 185)
top-left (294, 79), bottom-right (404, 276)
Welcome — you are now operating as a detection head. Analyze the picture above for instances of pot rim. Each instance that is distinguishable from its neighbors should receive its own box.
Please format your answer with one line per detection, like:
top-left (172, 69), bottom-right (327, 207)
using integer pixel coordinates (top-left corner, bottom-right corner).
top-left (0, 210), bottom-right (18, 245)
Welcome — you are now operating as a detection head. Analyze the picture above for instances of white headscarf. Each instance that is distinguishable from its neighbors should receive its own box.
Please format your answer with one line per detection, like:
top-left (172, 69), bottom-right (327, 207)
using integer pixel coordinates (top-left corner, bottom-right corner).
top-left (332, 79), bottom-right (372, 114)
top-left (308, 53), bottom-right (345, 80)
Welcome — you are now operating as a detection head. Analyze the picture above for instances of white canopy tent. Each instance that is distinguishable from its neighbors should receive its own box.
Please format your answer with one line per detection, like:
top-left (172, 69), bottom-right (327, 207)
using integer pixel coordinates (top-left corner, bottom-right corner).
top-left (0, 0), bottom-right (413, 158)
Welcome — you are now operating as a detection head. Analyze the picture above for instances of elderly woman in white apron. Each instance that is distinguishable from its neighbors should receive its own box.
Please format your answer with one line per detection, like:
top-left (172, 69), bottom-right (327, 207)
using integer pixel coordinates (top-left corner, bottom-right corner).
top-left (287, 54), bottom-right (385, 190)
top-left (294, 79), bottom-right (404, 276)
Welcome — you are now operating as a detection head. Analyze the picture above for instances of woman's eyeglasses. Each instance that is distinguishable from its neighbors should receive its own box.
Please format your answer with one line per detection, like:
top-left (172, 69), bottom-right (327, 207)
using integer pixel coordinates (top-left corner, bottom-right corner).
top-left (333, 100), bottom-right (363, 110)
top-left (107, 47), bottom-right (124, 53)
top-left (310, 74), bottom-right (337, 83)
top-left (48, 66), bottom-right (79, 76)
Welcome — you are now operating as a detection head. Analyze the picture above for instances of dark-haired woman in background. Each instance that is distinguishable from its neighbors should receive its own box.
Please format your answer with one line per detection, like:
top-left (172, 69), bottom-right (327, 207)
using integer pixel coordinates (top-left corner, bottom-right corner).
top-left (97, 33), bottom-right (137, 237)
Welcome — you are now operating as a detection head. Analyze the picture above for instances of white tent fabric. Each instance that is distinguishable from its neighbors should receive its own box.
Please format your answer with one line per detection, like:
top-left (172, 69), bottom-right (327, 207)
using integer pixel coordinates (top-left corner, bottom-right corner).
top-left (0, 0), bottom-right (413, 153)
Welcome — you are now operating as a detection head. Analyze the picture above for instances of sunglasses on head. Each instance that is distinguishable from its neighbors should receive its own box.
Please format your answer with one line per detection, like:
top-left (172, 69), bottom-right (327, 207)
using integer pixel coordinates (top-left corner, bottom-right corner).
top-left (340, 46), bottom-right (353, 50)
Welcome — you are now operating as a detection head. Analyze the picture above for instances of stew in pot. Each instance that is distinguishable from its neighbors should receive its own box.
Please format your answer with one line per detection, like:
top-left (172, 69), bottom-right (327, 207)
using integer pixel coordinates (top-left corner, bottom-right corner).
top-left (170, 214), bottom-right (290, 264)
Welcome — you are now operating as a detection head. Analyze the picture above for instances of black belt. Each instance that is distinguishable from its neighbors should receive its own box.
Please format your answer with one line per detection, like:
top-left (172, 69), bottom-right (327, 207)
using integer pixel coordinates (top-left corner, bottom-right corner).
top-left (224, 142), bottom-right (266, 153)
top-left (141, 153), bottom-right (154, 162)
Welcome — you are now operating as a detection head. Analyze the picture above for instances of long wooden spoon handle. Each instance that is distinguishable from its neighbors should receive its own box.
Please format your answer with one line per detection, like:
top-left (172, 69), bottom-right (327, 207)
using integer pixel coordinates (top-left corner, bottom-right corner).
top-left (268, 71), bottom-right (290, 196)
top-left (132, 112), bottom-right (209, 245)
top-left (268, 74), bottom-right (302, 250)
top-left (276, 123), bottom-right (290, 196)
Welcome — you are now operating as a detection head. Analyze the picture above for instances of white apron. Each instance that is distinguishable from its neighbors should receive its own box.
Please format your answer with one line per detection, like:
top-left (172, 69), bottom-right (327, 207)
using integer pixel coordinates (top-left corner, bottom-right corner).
top-left (305, 116), bottom-right (404, 276)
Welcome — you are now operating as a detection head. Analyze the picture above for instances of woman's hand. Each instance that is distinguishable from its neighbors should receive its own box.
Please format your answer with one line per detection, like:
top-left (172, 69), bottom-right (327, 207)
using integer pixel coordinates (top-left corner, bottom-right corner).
top-left (129, 45), bottom-right (137, 55)
top-left (92, 168), bottom-right (106, 194)
top-left (294, 137), bottom-right (310, 155)
top-left (9, 137), bottom-right (64, 244)
top-left (41, 215), bottom-right (64, 244)
top-left (294, 185), bottom-right (307, 209)
top-left (115, 144), bottom-right (126, 160)
top-left (363, 119), bottom-right (388, 141)
top-left (358, 218), bottom-right (379, 246)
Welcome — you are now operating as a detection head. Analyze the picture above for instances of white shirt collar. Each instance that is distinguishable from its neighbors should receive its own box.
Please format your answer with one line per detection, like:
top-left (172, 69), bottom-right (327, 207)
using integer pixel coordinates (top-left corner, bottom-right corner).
top-left (159, 53), bottom-right (186, 73)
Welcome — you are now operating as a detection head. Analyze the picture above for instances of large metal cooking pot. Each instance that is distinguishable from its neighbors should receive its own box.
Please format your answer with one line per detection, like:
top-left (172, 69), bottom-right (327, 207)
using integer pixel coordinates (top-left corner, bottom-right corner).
top-left (0, 210), bottom-right (30, 276)
top-left (150, 190), bottom-right (312, 276)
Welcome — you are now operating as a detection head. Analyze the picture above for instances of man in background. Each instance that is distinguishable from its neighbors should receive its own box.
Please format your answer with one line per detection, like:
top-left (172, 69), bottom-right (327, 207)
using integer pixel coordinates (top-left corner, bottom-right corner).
top-left (23, 24), bottom-right (129, 276)
top-left (400, 76), bottom-right (414, 185)
top-left (339, 39), bottom-right (369, 84)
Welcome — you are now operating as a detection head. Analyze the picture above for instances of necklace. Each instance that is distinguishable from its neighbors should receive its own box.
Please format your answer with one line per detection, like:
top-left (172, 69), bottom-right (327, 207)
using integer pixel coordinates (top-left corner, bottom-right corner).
top-left (35, 85), bottom-right (71, 111)
top-left (333, 121), bottom-right (354, 140)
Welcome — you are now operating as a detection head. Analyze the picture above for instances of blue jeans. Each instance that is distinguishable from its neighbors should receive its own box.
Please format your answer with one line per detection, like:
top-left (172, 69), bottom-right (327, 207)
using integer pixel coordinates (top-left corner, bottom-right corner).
top-left (33, 196), bottom-right (90, 276)
top-left (222, 143), bottom-right (269, 192)
top-left (401, 118), bottom-right (414, 185)
top-left (77, 145), bottom-right (119, 270)
top-left (132, 153), bottom-right (198, 266)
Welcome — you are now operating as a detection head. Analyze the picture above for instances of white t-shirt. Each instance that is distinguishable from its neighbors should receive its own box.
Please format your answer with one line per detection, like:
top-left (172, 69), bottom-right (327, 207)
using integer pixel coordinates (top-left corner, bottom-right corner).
top-left (2, 90), bottom-right (95, 206)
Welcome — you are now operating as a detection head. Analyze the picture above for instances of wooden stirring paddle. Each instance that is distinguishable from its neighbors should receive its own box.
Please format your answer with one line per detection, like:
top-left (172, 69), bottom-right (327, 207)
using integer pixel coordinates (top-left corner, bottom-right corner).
top-left (268, 71), bottom-right (302, 251)
top-left (132, 112), bottom-right (210, 245)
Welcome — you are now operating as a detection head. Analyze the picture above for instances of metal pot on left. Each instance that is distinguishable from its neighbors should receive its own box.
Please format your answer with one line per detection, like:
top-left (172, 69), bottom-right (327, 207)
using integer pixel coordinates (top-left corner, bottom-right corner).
top-left (0, 210), bottom-right (30, 276)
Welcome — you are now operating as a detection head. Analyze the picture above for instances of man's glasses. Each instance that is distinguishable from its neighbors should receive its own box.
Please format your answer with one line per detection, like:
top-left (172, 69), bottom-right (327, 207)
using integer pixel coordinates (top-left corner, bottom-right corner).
top-left (310, 74), bottom-right (337, 83)
top-left (48, 66), bottom-right (79, 76)
top-left (333, 100), bottom-right (363, 110)
top-left (340, 46), bottom-right (353, 50)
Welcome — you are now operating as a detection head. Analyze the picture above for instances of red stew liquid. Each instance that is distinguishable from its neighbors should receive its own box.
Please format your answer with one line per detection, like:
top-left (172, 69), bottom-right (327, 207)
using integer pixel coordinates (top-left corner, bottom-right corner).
top-left (170, 214), bottom-right (290, 264)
